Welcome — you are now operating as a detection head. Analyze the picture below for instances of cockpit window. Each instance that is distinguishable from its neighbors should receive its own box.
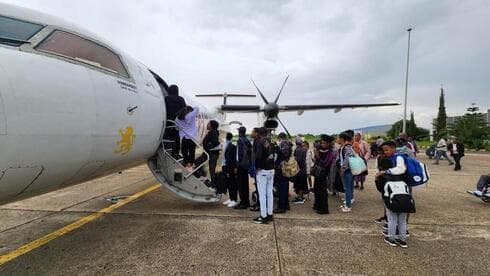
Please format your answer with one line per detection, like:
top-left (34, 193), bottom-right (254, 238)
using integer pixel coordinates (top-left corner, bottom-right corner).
top-left (35, 30), bottom-right (129, 78)
top-left (0, 15), bottom-right (44, 46)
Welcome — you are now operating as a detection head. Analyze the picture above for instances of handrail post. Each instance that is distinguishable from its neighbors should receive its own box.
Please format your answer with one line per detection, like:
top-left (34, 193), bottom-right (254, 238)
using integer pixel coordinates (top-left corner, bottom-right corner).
top-left (162, 119), bottom-right (211, 179)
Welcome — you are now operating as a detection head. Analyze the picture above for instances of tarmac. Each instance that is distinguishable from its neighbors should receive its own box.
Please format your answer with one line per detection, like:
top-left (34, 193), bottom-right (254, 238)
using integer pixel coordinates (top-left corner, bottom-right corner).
top-left (0, 154), bottom-right (489, 275)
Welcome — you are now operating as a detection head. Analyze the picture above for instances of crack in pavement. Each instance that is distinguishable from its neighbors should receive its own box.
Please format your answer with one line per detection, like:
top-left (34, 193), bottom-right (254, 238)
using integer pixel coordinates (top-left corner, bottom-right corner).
top-left (0, 178), bottom-right (154, 234)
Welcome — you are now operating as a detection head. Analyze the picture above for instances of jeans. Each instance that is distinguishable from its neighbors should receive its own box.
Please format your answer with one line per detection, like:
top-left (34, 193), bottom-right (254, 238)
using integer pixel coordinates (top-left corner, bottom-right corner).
top-left (477, 175), bottom-right (490, 191)
top-left (386, 207), bottom-right (407, 241)
top-left (342, 169), bottom-right (354, 208)
top-left (435, 150), bottom-right (452, 164)
top-left (256, 169), bottom-right (275, 218)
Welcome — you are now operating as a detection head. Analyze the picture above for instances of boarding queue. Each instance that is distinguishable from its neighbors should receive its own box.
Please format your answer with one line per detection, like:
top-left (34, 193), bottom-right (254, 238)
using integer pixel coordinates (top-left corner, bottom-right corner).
top-left (169, 94), bottom-right (423, 248)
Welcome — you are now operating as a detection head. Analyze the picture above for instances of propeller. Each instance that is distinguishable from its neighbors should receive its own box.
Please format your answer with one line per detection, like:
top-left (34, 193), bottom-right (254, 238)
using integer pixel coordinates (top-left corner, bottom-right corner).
top-left (274, 75), bottom-right (289, 104)
top-left (251, 76), bottom-right (293, 137)
top-left (251, 79), bottom-right (269, 105)
top-left (277, 116), bottom-right (292, 138)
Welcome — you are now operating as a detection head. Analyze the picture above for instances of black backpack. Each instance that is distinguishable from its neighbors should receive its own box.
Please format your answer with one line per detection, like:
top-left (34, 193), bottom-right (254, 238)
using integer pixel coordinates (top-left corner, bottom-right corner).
top-left (215, 171), bottom-right (228, 195)
top-left (384, 181), bottom-right (416, 213)
top-left (332, 172), bottom-right (344, 193)
top-left (238, 138), bottom-right (251, 170)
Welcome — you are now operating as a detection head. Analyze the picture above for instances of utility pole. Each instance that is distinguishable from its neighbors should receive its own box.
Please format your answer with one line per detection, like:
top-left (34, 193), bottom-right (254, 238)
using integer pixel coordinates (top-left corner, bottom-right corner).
top-left (402, 28), bottom-right (412, 133)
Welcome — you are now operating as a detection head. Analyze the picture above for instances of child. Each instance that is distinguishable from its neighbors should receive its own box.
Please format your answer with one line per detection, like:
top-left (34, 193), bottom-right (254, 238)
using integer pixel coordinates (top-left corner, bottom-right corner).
top-left (374, 148), bottom-right (392, 224)
top-left (304, 141), bottom-right (315, 193)
top-left (376, 141), bottom-right (410, 248)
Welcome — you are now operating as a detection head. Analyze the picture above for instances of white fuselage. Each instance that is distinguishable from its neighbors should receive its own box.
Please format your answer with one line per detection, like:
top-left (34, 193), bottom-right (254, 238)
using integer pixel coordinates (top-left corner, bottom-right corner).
top-left (0, 3), bottom-right (223, 204)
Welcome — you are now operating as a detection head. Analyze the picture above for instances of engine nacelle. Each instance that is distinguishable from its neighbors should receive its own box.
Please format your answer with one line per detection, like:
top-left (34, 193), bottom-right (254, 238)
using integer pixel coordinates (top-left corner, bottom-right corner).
top-left (264, 119), bottom-right (279, 129)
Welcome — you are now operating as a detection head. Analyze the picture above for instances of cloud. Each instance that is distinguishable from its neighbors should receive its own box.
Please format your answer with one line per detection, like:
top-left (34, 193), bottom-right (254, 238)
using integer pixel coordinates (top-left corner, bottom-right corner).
top-left (3, 0), bottom-right (489, 134)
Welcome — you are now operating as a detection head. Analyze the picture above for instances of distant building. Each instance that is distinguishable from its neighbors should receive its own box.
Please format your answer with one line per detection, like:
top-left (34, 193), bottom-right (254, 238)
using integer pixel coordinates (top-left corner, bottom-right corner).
top-left (432, 109), bottom-right (490, 133)
top-left (354, 124), bottom-right (391, 139)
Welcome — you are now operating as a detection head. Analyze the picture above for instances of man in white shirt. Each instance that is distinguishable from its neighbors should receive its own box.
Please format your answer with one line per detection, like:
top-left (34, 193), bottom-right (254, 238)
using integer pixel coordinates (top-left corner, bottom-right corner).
top-left (433, 137), bottom-right (454, 165)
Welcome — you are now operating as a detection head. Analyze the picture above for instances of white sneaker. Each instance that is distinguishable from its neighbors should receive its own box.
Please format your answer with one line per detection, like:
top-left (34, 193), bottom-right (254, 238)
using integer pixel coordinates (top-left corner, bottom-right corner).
top-left (223, 199), bottom-right (231, 205)
top-left (341, 206), bottom-right (352, 212)
top-left (227, 201), bottom-right (239, 208)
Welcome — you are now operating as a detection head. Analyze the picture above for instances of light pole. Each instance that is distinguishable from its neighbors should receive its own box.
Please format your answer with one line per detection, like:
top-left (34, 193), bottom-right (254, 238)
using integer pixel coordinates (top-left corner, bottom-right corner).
top-left (402, 28), bottom-right (412, 134)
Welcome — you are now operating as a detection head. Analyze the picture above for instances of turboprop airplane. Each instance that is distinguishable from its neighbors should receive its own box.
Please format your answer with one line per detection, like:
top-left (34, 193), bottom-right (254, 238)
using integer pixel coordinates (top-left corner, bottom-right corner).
top-left (198, 75), bottom-right (399, 137)
top-left (0, 3), bottom-right (398, 206)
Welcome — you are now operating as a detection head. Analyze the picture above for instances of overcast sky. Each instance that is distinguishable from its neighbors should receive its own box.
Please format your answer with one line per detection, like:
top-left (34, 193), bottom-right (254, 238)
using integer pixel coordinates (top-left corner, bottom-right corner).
top-left (4, 0), bottom-right (490, 134)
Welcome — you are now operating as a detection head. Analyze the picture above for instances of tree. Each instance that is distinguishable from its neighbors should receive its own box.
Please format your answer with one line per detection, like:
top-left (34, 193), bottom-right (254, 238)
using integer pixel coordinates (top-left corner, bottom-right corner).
top-left (408, 111), bottom-right (417, 138)
top-left (387, 120), bottom-right (403, 139)
top-left (448, 104), bottom-right (490, 149)
top-left (387, 114), bottom-right (430, 140)
top-left (434, 87), bottom-right (447, 139)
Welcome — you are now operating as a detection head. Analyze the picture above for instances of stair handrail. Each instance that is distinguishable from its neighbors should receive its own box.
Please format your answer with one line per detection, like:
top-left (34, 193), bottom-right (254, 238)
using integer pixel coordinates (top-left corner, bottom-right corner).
top-left (162, 120), bottom-right (210, 179)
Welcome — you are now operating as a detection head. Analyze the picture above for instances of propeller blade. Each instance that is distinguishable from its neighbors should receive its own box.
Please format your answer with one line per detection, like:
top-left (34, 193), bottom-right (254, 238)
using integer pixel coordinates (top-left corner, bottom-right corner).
top-left (277, 117), bottom-right (292, 138)
top-left (251, 79), bottom-right (269, 104)
top-left (274, 75), bottom-right (289, 104)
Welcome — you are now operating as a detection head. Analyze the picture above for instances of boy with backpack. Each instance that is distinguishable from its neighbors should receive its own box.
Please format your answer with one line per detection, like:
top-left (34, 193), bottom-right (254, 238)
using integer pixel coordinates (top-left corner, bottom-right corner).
top-left (376, 141), bottom-right (416, 248)
top-left (235, 126), bottom-right (252, 209)
top-left (253, 127), bottom-right (276, 224)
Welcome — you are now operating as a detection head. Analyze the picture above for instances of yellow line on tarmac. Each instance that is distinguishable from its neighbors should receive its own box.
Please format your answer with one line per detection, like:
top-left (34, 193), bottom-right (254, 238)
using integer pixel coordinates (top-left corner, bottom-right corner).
top-left (0, 183), bottom-right (161, 266)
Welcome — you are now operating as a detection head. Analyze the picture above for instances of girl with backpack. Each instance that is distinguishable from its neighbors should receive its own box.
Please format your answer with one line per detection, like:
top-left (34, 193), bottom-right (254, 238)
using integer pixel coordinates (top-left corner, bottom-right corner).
top-left (353, 132), bottom-right (371, 190)
top-left (338, 132), bottom-right (355, 212)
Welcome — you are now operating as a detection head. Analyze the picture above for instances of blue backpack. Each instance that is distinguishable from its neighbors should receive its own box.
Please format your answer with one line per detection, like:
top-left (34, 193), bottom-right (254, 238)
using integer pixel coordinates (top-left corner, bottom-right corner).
top-left (392, 154), bottom-right (429, 187)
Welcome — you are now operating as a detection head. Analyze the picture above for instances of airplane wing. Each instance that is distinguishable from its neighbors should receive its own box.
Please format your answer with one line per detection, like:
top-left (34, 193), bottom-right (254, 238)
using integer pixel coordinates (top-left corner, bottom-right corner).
top-left (196, 94), bottom-right (256, 98)
top-left (279, 103), bottom-right (399, 113)
top-left (219, 103), bottom-right (399, 113)
top-left (219, 105), bottom-right (262, 112)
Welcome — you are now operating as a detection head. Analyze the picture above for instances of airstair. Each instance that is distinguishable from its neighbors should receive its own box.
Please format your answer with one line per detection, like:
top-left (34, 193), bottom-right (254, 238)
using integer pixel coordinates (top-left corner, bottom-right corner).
top-left (147, 121), bottom-right (221, 203)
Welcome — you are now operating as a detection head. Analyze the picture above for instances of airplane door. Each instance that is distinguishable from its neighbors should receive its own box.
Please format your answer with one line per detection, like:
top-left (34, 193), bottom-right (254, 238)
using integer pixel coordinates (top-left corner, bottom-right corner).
top-left (89, 70), bottom-right (139, 162)
top-left (89, 61), bottom-right (165, 169)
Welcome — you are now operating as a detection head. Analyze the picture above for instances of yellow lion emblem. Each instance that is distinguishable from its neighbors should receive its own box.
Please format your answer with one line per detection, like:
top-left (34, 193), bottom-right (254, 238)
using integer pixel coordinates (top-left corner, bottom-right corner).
top-left (115, 126), bottom-right (135, 155)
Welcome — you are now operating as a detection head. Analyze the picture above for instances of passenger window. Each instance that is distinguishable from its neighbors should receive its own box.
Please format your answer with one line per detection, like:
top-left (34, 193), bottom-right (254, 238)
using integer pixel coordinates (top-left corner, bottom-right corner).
top-left (0, 15), bottom-right (44, 46)
top-left (35, 30), bottom-right (129, 78)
